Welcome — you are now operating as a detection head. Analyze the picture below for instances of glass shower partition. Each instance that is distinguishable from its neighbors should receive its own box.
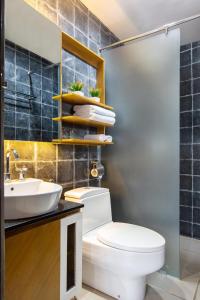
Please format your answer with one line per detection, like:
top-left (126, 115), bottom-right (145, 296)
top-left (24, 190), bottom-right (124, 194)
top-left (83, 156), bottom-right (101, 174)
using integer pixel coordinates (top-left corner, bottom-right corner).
top-left (102, 29), bottom-right (180, 277)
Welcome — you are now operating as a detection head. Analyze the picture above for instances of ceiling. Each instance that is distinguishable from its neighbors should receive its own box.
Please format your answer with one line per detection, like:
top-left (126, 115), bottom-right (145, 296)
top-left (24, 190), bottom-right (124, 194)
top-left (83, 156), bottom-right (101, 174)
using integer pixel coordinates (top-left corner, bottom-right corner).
top-left (81, 0), bottom-right (200, 45)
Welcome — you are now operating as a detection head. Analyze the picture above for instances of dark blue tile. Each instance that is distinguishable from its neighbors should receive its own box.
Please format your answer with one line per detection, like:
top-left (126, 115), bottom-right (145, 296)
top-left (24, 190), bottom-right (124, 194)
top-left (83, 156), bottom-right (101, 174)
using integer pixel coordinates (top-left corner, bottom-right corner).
top-left (31, 73), bottom-right (42, 89)
top-left (75, 146), bottom-right (89, 160)
top-left (4, 126), bottom-right (15, 139)
top-left (75, 6), bottom-right (88, 36)
top-left (180, 191), bottom-right (192, 206)
top-left (16, 128), bottom-right (29, 140)
top-left (193, 94), bottom-right (200, 110)
top-left (42, 77), bottom-right (53, 92)
top-left (192, 41), bottom-right (200, 48)
top-left (89, 17), bottom-right (100, 44)
top-left (180, 96), bottom-right (192, 113)
top-left (42, 90), bottom-right (53, 105)
top-left (58, 0), bottom-right (74, 23)
top-left (30, 59), bottom-right (42, 75)
top-left (192, 47), bottom-right (200, 63)
top-left (53, 122), bottom-right (58, 132)
top-left (180, 50), bottom-right (191, 66)
top-left (180, 175), bottom-right (192, 190)
top-left (16, 67), bottom-right (29, 85)
top-left (193, 144), bottom-right (200, 159)
top-left (5, 62), bottom-right (15, 81)
top-left (180, 44), bottom-right (191, 52)
top-left (180, 112), bottom-right (192, 127)
top-left (16, 51), bottom-right (29, 70)
top-left (41, 131), bottom-right (53, 141)
top-left (31, 102), bottom-right (41, 116)
top-left (192, 63), bottom-right (200, 79)
top-left (180, 128), bottom-right (192, 144)
top-left (75, 58), bottom-right (89, 76)
top-left (42, 117), bottom-right (52, 131)
top-left (180, 80), bottom-right (191, 96)
top-left (29, 130), bottom-right (41, 141)
top-left (193, 127), bottom-right (200, 143)
top-left (75, 160), bottom-right (89, 181)
top-left (180, 144), bottom-right (192, 159)
top-left (194, 193), bottom-right (200, 208)
top-left (180, 160), bottom-right (192, 175)
top-left (193, 208), bottom-right (200, 224)
top-left (193, 78), bottom-right (200, 94)
top-left (193, 160), bottom-right (200, 175)
top-left (16, 112), bottom-right (29, 128)
top-left (180, 65), bottom-right (191, 81)
top-left (30, 115), bottom-right (41, 130)
top-left (53, 106), bottom-right (58, 118)
top-left (75, 28), bottom-right (88, 46)
top-left (180, 221), bottom-right (192, 237)
top-left (4, 110), bottom-right (15, 127)
top-left (42, 104), bottom-right (53, 118)
top-left (194, 176), bottom-right (200, 192)
top-left (193, 224), bottom-right (200, 239)
top-left (180, 206), bottom-right (192, 222)
top-left (193, 111), bottom-right (200, 126)
top-left (5, 47), bottom-right (15, 64)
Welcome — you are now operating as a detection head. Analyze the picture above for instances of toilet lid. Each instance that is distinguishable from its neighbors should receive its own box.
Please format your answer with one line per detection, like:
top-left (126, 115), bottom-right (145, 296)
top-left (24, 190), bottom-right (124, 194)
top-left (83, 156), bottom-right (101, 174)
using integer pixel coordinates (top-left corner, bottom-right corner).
top-left (97, 222), bottom-right (165, 253)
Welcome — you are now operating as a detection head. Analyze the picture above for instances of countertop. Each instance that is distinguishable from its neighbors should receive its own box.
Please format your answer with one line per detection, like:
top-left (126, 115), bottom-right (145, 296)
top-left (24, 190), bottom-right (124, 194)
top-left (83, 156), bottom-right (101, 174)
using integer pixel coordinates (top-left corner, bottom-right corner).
top-left (5, 200), bottom-right (83, 234)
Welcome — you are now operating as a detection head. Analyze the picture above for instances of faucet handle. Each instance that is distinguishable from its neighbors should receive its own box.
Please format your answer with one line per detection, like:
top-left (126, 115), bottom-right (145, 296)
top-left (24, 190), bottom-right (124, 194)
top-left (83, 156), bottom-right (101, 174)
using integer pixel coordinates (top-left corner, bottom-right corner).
top-left (15, 165), bottom-right (28, 180)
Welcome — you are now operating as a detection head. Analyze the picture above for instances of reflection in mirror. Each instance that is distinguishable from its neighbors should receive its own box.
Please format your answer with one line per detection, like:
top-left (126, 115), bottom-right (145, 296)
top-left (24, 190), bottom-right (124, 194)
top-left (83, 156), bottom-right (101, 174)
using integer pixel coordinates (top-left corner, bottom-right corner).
top-left (4, 0), bottom-right (61, 142)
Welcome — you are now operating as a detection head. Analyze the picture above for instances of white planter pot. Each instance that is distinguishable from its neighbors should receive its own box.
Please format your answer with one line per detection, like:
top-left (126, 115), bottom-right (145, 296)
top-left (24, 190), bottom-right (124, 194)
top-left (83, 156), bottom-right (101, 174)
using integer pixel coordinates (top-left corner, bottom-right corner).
top-left (90, 97), bottom-right (100, 103)
top-left (71, 91), bottom-right (84, 97)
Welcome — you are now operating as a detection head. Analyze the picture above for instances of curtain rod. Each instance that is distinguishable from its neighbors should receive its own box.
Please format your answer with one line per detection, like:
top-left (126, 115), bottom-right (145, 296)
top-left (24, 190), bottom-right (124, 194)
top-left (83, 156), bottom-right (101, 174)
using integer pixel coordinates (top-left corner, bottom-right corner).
top-left (100, 13), bottom-right (200, 52)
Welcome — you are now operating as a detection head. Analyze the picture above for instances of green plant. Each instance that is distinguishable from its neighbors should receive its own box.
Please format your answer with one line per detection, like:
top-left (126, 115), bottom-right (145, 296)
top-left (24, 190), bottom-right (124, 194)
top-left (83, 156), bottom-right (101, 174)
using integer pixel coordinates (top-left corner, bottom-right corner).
top-left (69, 81), bottom-right (84, 92)
top-left (89, 87), bottom-right (100, 97)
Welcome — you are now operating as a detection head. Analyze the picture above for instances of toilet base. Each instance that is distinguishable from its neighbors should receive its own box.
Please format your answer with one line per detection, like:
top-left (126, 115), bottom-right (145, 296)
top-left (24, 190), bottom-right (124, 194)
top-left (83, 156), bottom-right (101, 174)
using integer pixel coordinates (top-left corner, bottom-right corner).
top-left (83, 260), bottom-right (146, 300)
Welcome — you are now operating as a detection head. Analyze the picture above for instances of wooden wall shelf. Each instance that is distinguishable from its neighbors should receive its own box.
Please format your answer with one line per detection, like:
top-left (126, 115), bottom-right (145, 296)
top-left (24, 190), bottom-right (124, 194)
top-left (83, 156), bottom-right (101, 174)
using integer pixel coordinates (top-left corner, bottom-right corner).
top-left (52, 139), bottom-right (113, 146)
top-left (54, 31), bottom-right (114, 146)
top-left (53, 93), bottom-right (113, 111)
top-left (52, 116), bottom-right (114, 128)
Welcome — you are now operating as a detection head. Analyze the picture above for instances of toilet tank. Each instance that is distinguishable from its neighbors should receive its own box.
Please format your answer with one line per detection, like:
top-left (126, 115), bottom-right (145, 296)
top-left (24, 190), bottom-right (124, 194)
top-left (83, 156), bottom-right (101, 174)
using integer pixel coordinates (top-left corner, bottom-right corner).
top-left (64, 187), bottom-right (112, 234)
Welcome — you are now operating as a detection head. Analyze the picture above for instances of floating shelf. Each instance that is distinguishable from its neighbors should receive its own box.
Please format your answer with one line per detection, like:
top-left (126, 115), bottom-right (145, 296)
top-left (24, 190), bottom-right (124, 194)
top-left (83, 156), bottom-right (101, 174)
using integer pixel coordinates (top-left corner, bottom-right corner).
top-left (52, 115), bottom-right (114, 128)
top-left (53, 93), bottom-right (113, 111)
top-left (52, 138), bottom-right (113, 146)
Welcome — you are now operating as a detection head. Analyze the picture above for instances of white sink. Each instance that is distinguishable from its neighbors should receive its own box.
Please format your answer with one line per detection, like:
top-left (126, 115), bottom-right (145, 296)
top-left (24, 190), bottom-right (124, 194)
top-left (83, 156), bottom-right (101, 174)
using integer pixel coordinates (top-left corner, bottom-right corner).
top-left (5, 178), bottom-right (62, 220)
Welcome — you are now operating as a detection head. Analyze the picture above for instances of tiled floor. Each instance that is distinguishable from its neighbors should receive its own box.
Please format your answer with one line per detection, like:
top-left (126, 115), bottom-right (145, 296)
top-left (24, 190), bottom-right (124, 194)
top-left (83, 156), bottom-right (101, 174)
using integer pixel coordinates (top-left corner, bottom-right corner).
top-left (78, 276), bottom-right (200, 300)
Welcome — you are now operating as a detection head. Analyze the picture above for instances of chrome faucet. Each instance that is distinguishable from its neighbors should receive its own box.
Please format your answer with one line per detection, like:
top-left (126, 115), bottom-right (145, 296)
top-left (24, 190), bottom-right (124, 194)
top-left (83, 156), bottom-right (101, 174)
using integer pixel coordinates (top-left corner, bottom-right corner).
top-left (4, 149), bottom-right (20, 182)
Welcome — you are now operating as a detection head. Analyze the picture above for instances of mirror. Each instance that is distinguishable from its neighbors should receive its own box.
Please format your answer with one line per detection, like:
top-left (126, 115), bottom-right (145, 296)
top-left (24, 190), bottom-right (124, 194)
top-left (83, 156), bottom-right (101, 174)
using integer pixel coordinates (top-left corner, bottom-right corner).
top-left (4, 0), bottom-right (61, 141)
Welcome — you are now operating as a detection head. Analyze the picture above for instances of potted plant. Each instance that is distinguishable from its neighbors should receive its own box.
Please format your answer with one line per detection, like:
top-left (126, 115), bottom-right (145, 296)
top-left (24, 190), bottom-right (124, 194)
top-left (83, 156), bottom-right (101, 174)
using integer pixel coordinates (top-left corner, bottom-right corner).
top-left (89, 87), bottom-right (100, 102)
top-left (69, 81), bottom-right (84, 96)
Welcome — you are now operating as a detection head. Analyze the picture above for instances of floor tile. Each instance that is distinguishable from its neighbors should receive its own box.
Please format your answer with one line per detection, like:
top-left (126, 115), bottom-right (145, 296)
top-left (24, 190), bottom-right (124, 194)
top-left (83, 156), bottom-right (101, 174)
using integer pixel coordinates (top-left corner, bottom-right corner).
top-left (195, 282), bottom-right (200, 300)
top-left (148, 272), bottom-right (200, 300)
top-left (145, 286), bottom-right (184, 300)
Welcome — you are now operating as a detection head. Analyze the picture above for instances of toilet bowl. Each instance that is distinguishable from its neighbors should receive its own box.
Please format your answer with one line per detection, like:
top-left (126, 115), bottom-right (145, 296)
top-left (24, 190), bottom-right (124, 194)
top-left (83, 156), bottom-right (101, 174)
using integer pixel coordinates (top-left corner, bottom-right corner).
top-left (65, 187), bottom-right (165, 300)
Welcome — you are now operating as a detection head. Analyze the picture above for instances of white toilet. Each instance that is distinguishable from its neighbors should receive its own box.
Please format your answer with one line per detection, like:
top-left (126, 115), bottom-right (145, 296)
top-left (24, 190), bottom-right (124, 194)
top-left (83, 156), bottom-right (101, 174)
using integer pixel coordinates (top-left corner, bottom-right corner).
top-left (65, 187), bottom-right (165, 300)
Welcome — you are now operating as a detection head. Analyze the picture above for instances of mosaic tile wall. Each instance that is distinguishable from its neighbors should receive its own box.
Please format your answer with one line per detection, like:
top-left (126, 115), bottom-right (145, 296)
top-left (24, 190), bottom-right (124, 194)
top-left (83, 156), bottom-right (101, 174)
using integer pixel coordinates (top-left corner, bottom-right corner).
top-left (180, 40), bottom-right (200, 239)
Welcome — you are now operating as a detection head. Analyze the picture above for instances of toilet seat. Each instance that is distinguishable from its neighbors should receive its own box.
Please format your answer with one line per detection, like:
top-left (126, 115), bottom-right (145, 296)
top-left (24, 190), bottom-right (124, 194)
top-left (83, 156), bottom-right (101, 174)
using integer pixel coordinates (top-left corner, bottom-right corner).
top-left (97, 222), bottom-right (165, 253)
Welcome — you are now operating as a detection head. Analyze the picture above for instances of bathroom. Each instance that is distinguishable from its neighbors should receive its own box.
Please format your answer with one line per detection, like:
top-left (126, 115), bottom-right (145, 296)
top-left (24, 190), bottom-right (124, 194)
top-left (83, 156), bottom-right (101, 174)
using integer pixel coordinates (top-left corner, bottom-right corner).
top-left (0, 0), bottom-right (200, 299)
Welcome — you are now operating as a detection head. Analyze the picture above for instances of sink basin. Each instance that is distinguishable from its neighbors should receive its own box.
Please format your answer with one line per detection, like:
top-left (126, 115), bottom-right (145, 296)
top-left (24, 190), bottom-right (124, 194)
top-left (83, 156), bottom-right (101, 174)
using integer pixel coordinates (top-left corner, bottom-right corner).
top-left (5, 178), bottom-right (62, 220)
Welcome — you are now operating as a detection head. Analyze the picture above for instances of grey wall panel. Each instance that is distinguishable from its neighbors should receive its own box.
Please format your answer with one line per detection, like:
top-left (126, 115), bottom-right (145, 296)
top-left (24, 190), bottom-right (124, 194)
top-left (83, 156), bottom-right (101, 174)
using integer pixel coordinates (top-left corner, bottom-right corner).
top-left (102, 29), bottom-right (180, 277)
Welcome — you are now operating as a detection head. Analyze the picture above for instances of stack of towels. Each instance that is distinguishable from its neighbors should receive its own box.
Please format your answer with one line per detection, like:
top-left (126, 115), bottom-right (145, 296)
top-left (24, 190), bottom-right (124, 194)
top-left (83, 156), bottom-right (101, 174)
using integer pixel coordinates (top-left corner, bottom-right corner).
top-left (73, 105), bottom-right (115, 142)
top-left (73, 105), bottom-right (116, 125)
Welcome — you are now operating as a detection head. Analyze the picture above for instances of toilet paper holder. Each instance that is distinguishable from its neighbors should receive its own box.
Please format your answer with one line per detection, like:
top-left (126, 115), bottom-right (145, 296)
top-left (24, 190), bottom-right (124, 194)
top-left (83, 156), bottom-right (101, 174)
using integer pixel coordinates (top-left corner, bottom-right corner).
top-left (90, 161), bottom-right (104, 179)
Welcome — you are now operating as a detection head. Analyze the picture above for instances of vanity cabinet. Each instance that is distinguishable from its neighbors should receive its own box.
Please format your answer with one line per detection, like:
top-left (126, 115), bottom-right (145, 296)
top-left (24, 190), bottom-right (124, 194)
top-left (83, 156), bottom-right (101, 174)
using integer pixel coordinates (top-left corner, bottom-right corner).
top-left (5, 208), bottom-right (82, 300)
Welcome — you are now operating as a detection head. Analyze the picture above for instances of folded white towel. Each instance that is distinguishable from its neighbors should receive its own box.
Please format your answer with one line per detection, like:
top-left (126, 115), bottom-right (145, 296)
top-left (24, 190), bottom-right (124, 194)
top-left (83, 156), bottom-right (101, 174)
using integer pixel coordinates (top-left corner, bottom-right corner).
top-left (74, 112), bottom-right (115, 125)
top-left (84, 134), bottom-right (112, 142)
top-left (74, 105), bottom-right (116, 118)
